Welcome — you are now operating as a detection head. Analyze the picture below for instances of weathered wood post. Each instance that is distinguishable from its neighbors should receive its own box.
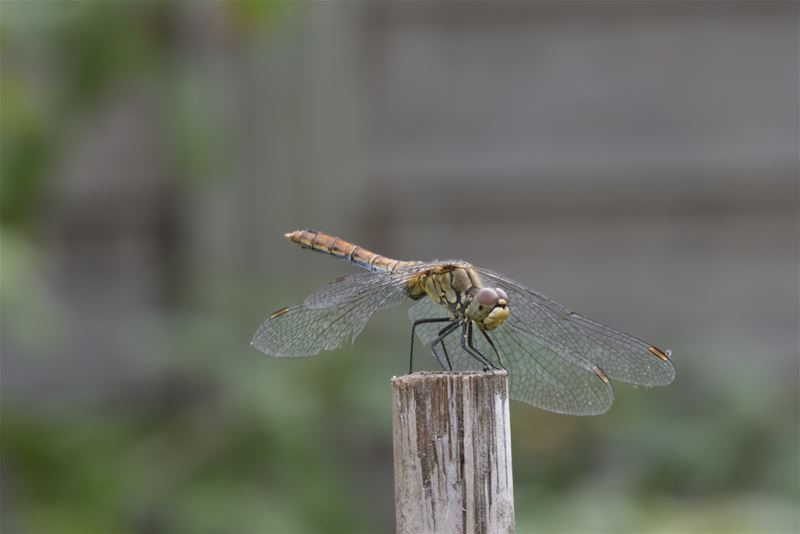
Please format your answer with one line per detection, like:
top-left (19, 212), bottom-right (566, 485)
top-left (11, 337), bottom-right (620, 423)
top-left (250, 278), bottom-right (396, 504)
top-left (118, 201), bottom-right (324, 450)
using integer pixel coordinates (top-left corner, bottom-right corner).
top-left (391, 371), bottom-right (515, 534)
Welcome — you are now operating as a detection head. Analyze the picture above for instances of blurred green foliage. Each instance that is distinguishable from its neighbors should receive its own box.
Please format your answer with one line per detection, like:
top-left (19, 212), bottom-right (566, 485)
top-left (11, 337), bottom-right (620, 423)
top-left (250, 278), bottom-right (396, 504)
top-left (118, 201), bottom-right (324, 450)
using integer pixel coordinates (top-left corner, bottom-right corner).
top-left (0, 79), bottom-right (50, 227)
top-left (2, 1), bottom-right (166, 226)
top-left (1, 0), bottom-right (292, 225)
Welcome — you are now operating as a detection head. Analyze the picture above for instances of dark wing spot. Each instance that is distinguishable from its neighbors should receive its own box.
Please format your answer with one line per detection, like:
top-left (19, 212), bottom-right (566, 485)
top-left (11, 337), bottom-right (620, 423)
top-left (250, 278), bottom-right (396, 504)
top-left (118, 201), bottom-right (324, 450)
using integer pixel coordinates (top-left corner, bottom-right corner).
top-left (270, 306), bottom-right (290, 319)
top-left (648, 346), bottom-right (670, 361)
top-left (592, 365), bottom-right (610, 384)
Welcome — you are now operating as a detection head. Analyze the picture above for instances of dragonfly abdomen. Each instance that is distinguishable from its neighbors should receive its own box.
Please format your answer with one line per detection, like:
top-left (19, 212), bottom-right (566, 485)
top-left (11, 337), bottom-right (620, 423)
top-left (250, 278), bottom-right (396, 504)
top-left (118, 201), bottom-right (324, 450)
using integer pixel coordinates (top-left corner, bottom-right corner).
top-left (284, 229), bottom-right (419, 273)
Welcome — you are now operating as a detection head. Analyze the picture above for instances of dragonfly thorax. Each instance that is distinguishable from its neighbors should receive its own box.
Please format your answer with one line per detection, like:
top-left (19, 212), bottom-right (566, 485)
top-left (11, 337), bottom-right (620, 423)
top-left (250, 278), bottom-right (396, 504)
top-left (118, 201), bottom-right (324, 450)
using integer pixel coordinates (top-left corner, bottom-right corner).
top-left (411, 264), bottom-right (511, 331)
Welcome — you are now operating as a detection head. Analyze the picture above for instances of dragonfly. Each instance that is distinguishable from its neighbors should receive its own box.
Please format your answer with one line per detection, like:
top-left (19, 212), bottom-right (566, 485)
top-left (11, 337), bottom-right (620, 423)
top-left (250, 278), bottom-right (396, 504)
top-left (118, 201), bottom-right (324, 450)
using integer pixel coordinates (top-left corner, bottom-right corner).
top-left (252, 229), bottom-right (675, 415)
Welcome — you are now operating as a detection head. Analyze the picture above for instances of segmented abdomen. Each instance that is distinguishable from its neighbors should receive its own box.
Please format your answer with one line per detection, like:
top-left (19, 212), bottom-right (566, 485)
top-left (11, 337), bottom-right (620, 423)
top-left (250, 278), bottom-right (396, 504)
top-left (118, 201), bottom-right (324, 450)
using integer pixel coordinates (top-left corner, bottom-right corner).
top-left (284, 229), bottom-right (420, 273)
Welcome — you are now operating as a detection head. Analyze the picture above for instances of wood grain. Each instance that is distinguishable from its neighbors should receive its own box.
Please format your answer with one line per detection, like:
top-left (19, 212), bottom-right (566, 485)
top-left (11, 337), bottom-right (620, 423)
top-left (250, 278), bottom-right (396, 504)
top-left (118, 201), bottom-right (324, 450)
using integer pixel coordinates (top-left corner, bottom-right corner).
top-left (392, 371), bottom-right (515, 534)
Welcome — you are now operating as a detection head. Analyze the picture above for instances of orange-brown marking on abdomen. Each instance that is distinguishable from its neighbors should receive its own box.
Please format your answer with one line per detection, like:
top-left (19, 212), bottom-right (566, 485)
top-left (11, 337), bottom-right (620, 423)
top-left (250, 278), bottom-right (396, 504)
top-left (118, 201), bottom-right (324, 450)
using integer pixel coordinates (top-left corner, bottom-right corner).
top-left (283, 229), bottom-right (410, 273)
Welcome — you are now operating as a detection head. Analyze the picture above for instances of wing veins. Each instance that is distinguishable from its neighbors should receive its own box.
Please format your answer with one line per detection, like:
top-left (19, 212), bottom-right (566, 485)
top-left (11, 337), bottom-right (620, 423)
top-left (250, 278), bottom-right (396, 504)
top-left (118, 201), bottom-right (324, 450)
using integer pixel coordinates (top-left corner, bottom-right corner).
top-left (496, 328), bottom-right (585, 410)
top-left (313, 281), bottom-right (405, 343)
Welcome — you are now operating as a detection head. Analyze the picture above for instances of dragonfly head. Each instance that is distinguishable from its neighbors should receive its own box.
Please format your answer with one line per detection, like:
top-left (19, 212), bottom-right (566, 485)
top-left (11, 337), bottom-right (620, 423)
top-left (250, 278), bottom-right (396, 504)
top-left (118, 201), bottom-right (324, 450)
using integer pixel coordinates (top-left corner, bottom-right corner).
top-left (467, 287), bottom-right (510, 331)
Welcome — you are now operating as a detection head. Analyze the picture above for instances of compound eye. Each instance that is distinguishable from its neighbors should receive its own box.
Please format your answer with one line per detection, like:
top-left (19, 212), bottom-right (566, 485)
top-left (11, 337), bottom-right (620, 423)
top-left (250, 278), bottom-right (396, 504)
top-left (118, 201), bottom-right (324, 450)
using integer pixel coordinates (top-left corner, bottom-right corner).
top-left (475, 288), bottom-right (499, 306)
top-left (496, 288), bottom-right (508, 302)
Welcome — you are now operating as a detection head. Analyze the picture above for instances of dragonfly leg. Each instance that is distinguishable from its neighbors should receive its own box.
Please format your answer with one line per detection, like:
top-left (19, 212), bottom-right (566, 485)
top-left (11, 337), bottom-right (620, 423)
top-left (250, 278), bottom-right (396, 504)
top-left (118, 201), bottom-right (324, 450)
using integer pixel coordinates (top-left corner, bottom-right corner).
top-left (479, 329), bottom-right (506, 371)
top-left (409, 317), bottom-right (452, 374)
top-left (462, 322), bottom-right (496, 371)
top-left (435, 326), bottom-right (454, 371)
top-left (431, 321), bottom-right (460, 371)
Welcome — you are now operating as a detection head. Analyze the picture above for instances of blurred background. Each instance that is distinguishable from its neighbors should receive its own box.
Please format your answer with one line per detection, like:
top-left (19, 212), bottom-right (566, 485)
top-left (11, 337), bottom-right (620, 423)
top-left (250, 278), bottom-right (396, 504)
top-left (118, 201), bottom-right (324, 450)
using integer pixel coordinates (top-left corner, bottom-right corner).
top-left (2, 2), bottom-right (798, 533)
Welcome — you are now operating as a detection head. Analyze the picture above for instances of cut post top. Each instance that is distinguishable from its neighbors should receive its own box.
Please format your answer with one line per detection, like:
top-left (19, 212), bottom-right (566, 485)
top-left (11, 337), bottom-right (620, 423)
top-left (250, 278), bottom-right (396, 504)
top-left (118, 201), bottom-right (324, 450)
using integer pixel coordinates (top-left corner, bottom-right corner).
top-left (392, 369), bottom-right (509, 381)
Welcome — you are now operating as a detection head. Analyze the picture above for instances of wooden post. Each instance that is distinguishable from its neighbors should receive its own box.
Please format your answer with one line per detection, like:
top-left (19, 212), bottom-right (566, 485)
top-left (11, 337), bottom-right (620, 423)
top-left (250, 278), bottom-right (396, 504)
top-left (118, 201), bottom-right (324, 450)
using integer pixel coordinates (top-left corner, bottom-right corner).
top-left (391, 371), bottom-right (515, 534)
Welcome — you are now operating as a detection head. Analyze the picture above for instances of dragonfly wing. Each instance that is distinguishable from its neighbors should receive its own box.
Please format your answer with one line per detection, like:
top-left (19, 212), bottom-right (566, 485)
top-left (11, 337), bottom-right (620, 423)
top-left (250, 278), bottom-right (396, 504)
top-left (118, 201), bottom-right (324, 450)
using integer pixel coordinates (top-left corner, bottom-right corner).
top-left (304, 272), bottom-right (395, 309)
top-left (475, 268), bottom-right (599, 371)
top-left (476, 267), bottom-right (675, 387)
top-left (408, 298), bottom-right (613, 415)
top-left (565, 312), bottom-right (675, 386)
top-left (304, 262), bottom-right (442, 309)
top-left (253, 272), bottom-right (410, 357)
top-left (490, 323), bottom-right (614, 415)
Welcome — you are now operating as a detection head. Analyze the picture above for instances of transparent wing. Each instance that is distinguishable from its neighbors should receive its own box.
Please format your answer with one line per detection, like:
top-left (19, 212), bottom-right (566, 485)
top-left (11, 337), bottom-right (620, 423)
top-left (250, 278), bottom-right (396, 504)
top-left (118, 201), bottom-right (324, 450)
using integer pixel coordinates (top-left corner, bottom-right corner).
top-left (252, 271), bottom-right (413, 357)
top-left (302, 261), bottom-right (439, 309)
top-left (475, 267), bottom-right (675, 387)
top-left (304, 272), bottom-right (399, 309)
top-left (492, 321), bottom-right (614, 415)
top-left (409, 299), bottom-right (613, 415)
top-left (566, 312), bottom-right (675, 386)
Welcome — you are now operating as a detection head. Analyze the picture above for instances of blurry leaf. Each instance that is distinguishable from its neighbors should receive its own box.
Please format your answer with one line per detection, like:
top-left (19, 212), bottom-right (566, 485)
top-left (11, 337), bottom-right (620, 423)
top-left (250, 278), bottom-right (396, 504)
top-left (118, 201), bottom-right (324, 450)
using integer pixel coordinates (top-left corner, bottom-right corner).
top-left (53, 2), bottom-right (172, 110)
top-left (0, 228), bottom-right (64, 354)
top-left (225, 0), bottom-right (296, 35)
top-left (0, 80), bottom-right (51, 226)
